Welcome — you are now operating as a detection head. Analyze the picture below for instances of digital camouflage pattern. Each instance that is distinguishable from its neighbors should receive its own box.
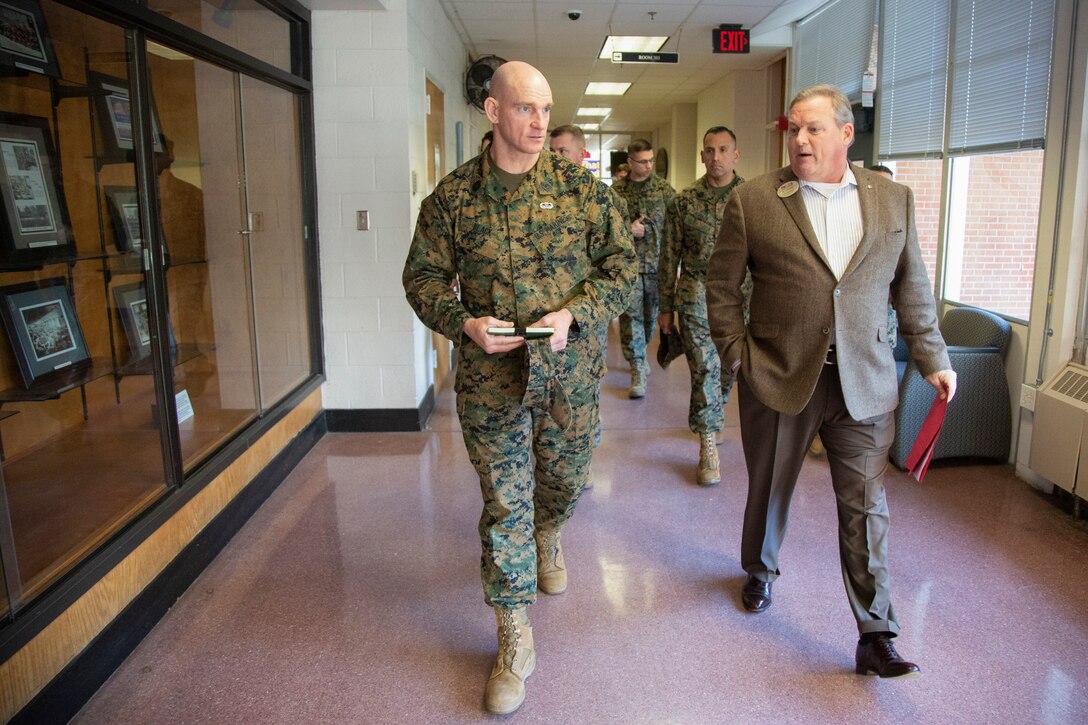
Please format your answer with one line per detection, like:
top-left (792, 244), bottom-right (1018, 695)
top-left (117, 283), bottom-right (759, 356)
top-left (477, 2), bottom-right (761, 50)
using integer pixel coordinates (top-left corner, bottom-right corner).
top-left (614, 173), bottom-right (675, 368)
top-left (660, 174), bottom-right (749, 433)
top-left (403, 152), bottom-right (636, 607)
top-left (459, 376), bottom-right (598, 606)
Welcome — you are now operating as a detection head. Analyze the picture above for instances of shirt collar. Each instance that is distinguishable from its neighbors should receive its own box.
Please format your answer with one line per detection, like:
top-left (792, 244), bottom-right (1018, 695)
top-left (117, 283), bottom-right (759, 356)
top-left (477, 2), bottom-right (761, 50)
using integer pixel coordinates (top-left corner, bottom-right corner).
top-left (800, 165), bottom-right (857, 193)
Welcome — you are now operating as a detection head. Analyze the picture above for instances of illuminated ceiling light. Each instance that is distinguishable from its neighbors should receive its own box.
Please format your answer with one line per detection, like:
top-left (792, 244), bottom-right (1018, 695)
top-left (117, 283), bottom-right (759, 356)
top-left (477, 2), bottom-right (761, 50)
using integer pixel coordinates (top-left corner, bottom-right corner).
top-left (577, 107), bottom-right (612, 117)
top-left (598, 35), bottom-right (669, 59)
top-left (580, 122), bottom-right (601, 131)
top-left (585, 82), bottom-right (632, 95)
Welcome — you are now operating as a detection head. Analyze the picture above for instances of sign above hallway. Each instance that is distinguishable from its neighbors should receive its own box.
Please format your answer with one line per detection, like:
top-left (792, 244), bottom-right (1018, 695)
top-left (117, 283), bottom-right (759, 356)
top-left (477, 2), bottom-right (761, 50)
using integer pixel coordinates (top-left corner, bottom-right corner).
top-left (712, 26), bottom-right (751, 54)
top-left (611, 52), bottom-right (679, 64)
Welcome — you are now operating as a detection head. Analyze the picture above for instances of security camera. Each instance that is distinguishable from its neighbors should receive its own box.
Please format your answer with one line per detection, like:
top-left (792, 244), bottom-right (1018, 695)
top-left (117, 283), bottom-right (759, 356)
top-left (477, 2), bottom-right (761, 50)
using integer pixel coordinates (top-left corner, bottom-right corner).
top-left (567, 10), bottom-right (582, 20)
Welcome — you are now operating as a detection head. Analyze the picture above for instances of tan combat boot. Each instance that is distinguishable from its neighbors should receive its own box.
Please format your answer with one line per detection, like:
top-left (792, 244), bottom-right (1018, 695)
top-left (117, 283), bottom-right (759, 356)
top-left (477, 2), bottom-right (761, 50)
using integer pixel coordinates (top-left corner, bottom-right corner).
top-left (698, 432), bottom-right (721, 486)
top-left (535, 528), bottom-right (567, 595)
top-left (485, 607), bottom-right (535, 714)
top-left (629, 362), bottom-right (647, 399)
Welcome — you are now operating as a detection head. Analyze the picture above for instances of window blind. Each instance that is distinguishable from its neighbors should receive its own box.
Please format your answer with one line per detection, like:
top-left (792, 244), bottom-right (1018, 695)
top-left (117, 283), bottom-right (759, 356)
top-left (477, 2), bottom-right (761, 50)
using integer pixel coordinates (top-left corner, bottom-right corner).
top-left (878, 0), bottom-right (950, 159)
top-left (792, 0), bottom-right (877, 102)
top-left (947, 0), bottom-right (1056, 154)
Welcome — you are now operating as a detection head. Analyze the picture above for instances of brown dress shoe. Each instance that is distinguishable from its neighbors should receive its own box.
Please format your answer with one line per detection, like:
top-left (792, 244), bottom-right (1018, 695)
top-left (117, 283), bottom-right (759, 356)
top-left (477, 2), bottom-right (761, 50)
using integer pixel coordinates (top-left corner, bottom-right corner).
top-left (741, 575), bottom-right (772, 612)
top-left (855, 634), bottom-right (921, 679)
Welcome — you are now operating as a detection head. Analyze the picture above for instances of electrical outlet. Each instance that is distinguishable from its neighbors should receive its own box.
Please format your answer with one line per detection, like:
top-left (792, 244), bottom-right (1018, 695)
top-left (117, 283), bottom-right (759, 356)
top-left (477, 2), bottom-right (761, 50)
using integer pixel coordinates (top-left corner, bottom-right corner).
top-left (356, 210), bottom-right (370, 231)
top-left (1020, 384), bottom-right (1037, 412)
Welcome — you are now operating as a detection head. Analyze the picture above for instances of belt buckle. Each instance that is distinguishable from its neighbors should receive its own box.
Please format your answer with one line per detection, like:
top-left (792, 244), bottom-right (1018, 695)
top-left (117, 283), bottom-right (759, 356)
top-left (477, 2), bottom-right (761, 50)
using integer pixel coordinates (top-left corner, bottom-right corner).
top-left (825, 347), bottom-right (836, 365)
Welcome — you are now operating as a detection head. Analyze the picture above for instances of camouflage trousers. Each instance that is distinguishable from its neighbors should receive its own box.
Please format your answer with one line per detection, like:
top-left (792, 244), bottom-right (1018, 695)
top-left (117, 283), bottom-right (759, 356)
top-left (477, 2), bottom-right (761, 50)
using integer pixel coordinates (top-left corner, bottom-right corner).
top-left (678, 300), bottom-right (728, 434)
top-left (675, 275), bottom-right (747, 432)
top-left (459, 384), bottom-right (598, 608)
top-left (620, 271), bottom-right (658, 369)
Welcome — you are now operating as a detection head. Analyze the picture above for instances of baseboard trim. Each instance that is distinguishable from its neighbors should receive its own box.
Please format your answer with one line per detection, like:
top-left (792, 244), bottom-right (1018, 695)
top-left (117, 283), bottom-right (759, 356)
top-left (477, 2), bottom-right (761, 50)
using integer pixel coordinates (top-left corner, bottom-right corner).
top-left (325, 385), bottom-right (435, 432)
top-left (10, 414), bottom-right (327, 725)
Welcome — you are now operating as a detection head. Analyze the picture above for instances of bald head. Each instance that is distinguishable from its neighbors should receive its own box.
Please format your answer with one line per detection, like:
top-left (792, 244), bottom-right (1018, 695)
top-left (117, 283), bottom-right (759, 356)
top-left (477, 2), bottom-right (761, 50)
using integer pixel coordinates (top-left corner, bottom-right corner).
top-left (484, 61), bottom-right (553, 172)
top-left (489, 61), bottom-right (548, 102)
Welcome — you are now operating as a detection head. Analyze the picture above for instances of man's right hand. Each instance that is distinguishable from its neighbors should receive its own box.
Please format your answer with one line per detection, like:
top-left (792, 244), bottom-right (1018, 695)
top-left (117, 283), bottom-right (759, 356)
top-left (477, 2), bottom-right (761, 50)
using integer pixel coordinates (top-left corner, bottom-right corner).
top-left (464, 317), bottom-right (525, 354)
top-left (631, 216), bottom-right (646, 239)
top-left (658, 311), bottom-right (675, 335)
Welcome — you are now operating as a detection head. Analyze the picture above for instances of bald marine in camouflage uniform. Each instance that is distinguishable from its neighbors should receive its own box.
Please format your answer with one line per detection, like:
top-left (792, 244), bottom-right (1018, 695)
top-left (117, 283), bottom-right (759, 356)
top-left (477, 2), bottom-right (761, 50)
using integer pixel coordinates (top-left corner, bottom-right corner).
top-left (614, 138), bottom-right (676, 398)
top-left (402, 61), bottom-right (635, 715)
top-left (659, 126), bottom-right (750, 486)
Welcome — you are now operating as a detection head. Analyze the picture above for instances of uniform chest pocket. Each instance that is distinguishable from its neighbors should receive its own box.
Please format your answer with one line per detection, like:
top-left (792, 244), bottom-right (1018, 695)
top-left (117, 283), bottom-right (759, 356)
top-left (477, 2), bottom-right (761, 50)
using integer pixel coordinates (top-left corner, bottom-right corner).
top-left (455, 226), bottom-right (505, 294)
top-left (687, 214), bottom-right (719, 245)
top-left (528, 210), bottom-right (587, 262)
top-left (456, 225), bottom-right (503, 262)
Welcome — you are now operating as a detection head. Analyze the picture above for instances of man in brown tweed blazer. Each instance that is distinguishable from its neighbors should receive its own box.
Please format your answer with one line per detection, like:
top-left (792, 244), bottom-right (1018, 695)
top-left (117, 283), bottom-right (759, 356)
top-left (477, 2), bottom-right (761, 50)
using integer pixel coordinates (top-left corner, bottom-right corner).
top-left (706, 85), bottom-right (957, 679)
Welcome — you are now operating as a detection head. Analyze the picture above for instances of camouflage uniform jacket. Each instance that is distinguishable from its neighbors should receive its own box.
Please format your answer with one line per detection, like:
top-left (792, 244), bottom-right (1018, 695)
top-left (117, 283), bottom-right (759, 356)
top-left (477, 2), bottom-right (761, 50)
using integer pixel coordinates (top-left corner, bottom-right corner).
top-left (615, 173), bottom-right (676, 274)
top-left (403, 153), bottom-right (637, 401)
top-left (659, 174), bottom-right (744, 314)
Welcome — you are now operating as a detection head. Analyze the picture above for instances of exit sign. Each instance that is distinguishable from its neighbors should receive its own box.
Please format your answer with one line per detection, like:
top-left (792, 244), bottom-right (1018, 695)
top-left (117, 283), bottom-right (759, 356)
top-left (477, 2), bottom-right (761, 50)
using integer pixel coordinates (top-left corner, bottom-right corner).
top-left (712, 26), bottom-right (750, 54)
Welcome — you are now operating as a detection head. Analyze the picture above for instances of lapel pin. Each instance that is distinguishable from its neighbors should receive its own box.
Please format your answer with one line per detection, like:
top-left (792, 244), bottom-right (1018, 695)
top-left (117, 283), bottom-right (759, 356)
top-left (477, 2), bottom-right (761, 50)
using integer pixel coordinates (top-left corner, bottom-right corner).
top-left (539, 201), bottom-right (554, 209)
top-left (777, 181), bottom-right (799, 198)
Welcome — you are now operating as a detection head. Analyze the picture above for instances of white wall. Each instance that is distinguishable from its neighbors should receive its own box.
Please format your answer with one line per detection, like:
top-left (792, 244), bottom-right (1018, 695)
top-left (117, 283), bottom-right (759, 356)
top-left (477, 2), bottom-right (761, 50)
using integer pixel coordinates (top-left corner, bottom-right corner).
top-left (696, 68), bottom-right (770, 183)
top-left (313, 0), bottom-right (471, 411)
top-left (406, 0), bottom-right (475, 406)
top-left (665, 103), bottom-right (698, 190)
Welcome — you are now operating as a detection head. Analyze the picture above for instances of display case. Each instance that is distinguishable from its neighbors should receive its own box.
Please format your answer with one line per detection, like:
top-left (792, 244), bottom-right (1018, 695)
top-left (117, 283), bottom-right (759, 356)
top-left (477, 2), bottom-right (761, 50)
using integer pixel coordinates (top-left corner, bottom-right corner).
top-left (0, 0), bottom-right (317, 621)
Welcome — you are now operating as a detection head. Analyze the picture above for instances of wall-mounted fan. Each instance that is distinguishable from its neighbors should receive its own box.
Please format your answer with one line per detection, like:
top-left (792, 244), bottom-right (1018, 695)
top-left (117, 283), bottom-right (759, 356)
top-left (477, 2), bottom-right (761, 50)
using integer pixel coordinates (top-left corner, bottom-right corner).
top-left (464, 54), bottom-right (506, 111)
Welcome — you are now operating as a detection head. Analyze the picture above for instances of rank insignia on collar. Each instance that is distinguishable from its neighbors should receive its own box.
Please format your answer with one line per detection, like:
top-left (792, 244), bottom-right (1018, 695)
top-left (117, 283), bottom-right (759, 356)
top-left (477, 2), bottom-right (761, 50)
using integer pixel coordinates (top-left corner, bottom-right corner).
top-left (539, 201), bottom-right (554, 209)
top-left (777, 181), bottom-right (799, 198)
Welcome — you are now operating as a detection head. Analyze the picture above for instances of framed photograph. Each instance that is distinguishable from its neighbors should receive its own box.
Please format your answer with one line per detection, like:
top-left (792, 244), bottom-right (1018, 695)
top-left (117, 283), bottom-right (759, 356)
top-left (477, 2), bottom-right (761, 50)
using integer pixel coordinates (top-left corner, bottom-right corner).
top-left (89, 71), bottom-right (165, 161)
top-left (102, 185), bottom-right (170, 268)
top-left (103, 185), bottom-right (144, 253)
top-left (0, 0), bottom-right (60, 78)
top-left (112, 281), bottom-right (175, 363)
top-left (0, 277), bottom-right (90, 388)
top-left (0, 112), bottom-right (75, 268)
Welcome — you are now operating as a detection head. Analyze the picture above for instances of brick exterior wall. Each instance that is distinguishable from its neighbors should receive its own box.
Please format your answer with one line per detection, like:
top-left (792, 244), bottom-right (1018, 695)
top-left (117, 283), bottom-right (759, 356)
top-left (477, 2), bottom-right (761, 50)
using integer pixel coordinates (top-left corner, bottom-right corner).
top-left (894, 159), bottom-right (943, 284)
top-left (957, 151), bottom-right (1044, 319)
top-left (892, 150), bottom-right (1043, 320)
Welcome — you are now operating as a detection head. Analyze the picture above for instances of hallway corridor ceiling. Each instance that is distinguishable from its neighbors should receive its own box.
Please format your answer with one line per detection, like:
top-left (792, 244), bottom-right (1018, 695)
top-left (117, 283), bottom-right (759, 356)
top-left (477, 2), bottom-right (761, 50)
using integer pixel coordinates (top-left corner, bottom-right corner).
top-left (436, 0), bottom-right (825, 132)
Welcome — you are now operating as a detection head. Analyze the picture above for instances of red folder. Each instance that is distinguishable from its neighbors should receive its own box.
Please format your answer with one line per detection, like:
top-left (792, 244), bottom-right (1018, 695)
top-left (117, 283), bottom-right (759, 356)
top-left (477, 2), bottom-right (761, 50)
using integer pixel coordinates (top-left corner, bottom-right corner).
top-left (904, 397), bottom-right (947, 482)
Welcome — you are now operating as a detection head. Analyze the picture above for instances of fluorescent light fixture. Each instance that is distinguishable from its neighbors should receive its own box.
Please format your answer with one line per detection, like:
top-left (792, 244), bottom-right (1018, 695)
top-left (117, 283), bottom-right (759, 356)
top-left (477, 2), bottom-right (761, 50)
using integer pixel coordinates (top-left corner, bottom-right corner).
top-left (576, 107), bottom-right (612, 117)
top-left (580, 123), bottom-right (601, 131)
top-left (585, 82), bottom-right (632, 96)
top-left (598, 35), bottom-right (668, 59)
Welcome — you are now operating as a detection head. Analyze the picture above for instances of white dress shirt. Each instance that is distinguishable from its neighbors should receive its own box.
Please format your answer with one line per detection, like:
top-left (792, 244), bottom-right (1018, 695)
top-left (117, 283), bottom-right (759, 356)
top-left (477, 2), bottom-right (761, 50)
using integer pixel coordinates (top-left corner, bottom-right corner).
top-left (799, 166), bottom-right (864, 280)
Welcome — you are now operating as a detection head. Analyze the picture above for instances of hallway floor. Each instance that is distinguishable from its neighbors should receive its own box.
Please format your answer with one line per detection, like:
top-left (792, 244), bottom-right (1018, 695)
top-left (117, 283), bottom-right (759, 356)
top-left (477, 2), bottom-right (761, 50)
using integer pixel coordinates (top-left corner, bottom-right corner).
top-left (76, 328), bottom-right (1088, 723)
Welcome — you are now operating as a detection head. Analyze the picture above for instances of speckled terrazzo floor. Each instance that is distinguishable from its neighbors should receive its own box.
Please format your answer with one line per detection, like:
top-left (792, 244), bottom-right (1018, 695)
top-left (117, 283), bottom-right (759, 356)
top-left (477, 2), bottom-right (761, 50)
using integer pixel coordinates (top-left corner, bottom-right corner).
top-left (75, 324), bottom-right (1088, 723)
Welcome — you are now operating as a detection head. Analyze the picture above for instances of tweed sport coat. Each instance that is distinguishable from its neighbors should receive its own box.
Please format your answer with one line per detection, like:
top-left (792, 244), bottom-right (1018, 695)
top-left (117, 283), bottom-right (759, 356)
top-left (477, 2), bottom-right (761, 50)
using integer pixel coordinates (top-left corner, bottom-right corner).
top-left (706, 165), bottom-right (950, 421)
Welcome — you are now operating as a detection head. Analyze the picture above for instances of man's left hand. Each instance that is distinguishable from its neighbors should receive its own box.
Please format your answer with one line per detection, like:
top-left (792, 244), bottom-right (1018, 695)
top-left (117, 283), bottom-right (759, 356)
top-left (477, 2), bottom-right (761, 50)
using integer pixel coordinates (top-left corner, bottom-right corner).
top-left (533, 309), bottom-right (575, 352)
top-left (926, 369), bottom-right (958, 402)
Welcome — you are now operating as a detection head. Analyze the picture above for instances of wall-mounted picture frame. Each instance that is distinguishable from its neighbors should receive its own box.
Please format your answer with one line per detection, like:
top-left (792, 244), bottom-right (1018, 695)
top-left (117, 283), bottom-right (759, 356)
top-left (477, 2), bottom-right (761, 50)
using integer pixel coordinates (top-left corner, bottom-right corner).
top-left (0, 112), bottom-right (75, 269)
top-left (112, 281), bottom-right (175, 363)
top-left (0, 276), bottom-right (90, 389)
top-left (103, 185), bottom-right (143, 253)
top-left (88, 71), bottom-right (164, 161)
top-left (0, 0), bottom-right (61, 78)
top-left (103, 185), bottom-right (170, 268)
